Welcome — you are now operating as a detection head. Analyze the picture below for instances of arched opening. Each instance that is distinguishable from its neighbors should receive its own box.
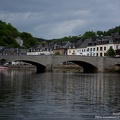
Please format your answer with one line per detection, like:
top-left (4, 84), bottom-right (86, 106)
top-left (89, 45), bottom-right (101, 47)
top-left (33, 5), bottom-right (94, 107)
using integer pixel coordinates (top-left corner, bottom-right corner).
top-left (11, 60), bottom-right (46, 73)
top-left (54, 60), bottom-right (98, 73)
top-left (0, 59), bottom-right (7, 66)
top-left (72, 61), bottom-right (98, 73)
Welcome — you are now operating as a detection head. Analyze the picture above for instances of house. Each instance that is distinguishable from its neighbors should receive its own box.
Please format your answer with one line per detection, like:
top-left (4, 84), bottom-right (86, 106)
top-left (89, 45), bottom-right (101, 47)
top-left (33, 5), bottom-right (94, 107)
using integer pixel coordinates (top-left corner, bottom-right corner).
top-left (75, 33), bottom-right (120, 57)
top-left (86, 38), bottom-right (96, 56)
top-left (15, 37), bottom-right (23, 46)
top-left (53, 41), bottom-right (72, 55)
top-left (67, 44), bottom-right (75, 55)
top-left (75, 38), bottom-right (96, 56)
top-left (53, 48), bottom-right (67, 55)
top-left (27, 42), bottom-right (54, 55)
top-left (96, 35), bottom-right (120, 56)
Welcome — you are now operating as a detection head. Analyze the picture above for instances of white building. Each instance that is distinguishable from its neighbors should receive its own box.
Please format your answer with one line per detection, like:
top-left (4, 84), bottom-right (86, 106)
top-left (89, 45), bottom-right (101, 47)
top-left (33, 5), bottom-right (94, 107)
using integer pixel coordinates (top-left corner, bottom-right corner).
top-left (96, 43), bottom-right (119, 56)
top-left (67, 45), bottom-right (76, 55)
top-left (75, 48), bottom-right (87, 56)
top-left (27, 51), bottom-right (52, 55)
top-left (15, 37), bottom-right (23, 46)
top-left (96, 37), bottom-right (119, 56)
top-left (27, 48), bottom-right (53, 55)
top-left (75, 38), bottom-right (94, 56)
top-left (67, 48), bottom-right (76, 55)
top-left (86, 45), bottom-right (96, 56)
top-left (75, 36), bottom-right (120, 57)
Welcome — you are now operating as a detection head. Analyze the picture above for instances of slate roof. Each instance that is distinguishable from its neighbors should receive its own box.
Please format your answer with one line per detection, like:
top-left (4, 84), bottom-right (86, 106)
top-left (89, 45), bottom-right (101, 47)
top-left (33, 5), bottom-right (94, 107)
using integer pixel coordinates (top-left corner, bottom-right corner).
top-left (53, 41), bottom-right (72, 49)
top-left (76, 38), bottom-right (96, 48)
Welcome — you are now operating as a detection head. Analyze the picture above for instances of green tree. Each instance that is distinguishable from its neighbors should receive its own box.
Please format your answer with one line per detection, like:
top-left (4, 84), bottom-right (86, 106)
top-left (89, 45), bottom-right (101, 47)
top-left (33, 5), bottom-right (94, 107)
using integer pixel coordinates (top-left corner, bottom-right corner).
top-left (55, 52), bottom-right (60, 55)
top-left (81, 31), bottom-right (96, 39)
top-left (106, 47), bottom-right (116, 57)
top-left (21, 32), bottom-right (37, 48)
top-left (96, 31), bottom-right (104, 37)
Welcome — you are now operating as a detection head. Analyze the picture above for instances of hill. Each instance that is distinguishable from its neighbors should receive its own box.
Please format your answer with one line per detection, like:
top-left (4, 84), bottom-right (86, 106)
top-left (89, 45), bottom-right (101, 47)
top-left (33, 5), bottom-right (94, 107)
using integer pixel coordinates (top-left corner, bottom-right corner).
top-left (0, 20), bottom-right (40, 48)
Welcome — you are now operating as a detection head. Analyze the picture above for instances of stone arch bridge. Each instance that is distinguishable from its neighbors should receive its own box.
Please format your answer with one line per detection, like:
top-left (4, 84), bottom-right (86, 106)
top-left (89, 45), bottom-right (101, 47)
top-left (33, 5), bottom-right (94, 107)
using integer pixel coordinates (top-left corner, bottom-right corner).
top-left (0, 55), bottom-right (120, 73)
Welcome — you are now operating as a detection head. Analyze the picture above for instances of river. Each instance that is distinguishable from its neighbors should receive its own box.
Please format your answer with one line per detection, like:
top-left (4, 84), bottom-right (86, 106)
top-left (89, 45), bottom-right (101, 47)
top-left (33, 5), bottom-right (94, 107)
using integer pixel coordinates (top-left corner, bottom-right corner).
top-left (0, 70), bottom-right (120, 120)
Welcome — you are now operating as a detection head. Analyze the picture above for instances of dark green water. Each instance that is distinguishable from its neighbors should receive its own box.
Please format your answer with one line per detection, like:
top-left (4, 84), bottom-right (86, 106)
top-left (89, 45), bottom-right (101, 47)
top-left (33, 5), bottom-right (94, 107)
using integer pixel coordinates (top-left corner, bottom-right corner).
top-left (0, 70), bottom-right (120, 120)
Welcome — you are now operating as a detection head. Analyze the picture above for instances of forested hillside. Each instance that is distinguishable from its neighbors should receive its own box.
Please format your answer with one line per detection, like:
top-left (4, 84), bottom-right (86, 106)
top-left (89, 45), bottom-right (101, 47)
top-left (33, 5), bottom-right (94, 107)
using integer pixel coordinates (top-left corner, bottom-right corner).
top-left (0, 20), bottom-right (39, 48)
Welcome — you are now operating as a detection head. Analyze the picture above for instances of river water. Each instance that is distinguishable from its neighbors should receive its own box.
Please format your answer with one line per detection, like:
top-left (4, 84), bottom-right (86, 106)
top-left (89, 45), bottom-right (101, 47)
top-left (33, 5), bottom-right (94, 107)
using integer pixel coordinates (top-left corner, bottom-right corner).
top-left (0, 70), bottom-right (120, 120)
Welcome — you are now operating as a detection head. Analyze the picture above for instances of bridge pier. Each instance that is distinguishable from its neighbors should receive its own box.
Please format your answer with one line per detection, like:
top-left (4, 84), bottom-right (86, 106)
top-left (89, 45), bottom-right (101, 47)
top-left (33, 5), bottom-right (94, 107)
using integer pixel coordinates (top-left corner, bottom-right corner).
top-left (36, 64), bottom-right (46, 73)
top-left (97, 57), bottom-right (105, 73)
top-left (45, 64), bottom-right (53, 72)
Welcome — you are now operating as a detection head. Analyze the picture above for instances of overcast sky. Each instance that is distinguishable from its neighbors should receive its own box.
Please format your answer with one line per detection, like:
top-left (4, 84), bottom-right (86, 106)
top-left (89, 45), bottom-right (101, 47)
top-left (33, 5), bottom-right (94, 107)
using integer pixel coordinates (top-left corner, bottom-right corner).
top-left (0, 0), bottom-right (120, 39)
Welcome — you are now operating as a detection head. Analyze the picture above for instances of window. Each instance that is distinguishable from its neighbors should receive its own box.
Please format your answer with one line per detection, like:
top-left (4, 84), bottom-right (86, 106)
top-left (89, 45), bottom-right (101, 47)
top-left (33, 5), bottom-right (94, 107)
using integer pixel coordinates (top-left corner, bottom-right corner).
top-left (97, 47), bottom-right (99, 51)
top-left (116, 45), bottom-right (118, 49)
top-left (104, 47), bottom-right (106, 51)
top-left (69, 50), bottom-right (71, 53)
top-left (100, 53), bottom-right (102, 56)
top-left (100, 47), bottom-right (103, 51)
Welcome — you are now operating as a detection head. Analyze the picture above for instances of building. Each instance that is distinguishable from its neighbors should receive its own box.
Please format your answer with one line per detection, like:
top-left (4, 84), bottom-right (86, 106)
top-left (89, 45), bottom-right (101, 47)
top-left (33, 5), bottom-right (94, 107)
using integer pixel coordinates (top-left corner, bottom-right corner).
top-left (53, 41), bottom-right (72, 55)
top-left (67, 44), bottom-right (75, 55)
top-left (75, 38), bottom-right (96, 56)
top-left (15, 37), bottom-right (23, 46)
top-left (96, 36), bottom-right (120, 56)
top-left (27, 43), bottom-right (54, 55)
top-left (75, 33), bottom-right (120, 57)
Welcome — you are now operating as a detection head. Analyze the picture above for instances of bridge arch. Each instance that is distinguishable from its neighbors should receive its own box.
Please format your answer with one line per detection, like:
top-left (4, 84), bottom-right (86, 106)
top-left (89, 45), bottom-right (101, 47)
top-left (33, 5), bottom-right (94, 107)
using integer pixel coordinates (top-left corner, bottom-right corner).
top-left (0, 59), bottom-right (7, 65)
top-left (70, 60), bottom-right (98, 73)
top-left (2, 58), bottom-right (46, 73)
top-left (17, 60), bottom-right (46, 73)
top-left (56, 60), bottom-right (98, 73)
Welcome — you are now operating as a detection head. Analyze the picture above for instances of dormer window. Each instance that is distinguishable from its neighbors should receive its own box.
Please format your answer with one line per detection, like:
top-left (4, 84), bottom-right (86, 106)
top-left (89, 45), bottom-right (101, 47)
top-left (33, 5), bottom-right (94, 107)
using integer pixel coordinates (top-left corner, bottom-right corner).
top-left (109, 39), bottom-right (113, 43)
top-left (88, 43), bottom-right (92, 46)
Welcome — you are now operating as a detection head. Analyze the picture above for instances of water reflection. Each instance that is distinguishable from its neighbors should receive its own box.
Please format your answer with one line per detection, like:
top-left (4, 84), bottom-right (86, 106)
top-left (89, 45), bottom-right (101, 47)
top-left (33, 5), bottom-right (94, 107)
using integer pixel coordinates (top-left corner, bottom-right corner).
top-left (0, 70), bottom-right (120, 120)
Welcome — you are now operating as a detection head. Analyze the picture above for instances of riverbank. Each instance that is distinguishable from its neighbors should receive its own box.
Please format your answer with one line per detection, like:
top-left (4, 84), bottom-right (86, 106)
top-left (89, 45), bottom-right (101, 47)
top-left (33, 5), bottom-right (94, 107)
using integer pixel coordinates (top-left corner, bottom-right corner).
top-left (9, 65), bottom-right (36, 71)
top-left (5, 64), bottom-right (120, 73)
top-left (105, 65), bottom-right (120, 72)
top-left (53, 64), bottom-right (83, 72)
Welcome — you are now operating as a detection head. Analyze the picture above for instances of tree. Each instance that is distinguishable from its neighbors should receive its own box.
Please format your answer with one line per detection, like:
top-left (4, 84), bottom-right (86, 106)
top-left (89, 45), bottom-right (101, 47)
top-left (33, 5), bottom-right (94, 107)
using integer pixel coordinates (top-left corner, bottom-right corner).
top-left (81, 31), bottom-right (96, 39)
top-left (55, 52), bottom-right (60, 55)
top-left (96, 31), bottom-right (104, 37)
top-left (21, 32), bottom-right (37, 48)
top-left (106, 47), bottom-right (116, 57)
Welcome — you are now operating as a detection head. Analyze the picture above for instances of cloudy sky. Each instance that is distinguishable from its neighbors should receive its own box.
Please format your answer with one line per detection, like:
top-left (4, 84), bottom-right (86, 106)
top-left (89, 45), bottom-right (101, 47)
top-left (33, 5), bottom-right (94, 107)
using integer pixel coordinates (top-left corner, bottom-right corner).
top-left (0, 0), bottom-right (120, 39)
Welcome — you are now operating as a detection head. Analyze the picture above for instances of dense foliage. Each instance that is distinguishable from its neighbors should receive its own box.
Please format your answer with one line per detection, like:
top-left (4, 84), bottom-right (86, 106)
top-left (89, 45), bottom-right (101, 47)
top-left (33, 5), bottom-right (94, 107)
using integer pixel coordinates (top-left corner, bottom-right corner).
top-left (106, 47), bottom-right (116, 57)
top-left (0, 20), bottom-right (38, 48)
